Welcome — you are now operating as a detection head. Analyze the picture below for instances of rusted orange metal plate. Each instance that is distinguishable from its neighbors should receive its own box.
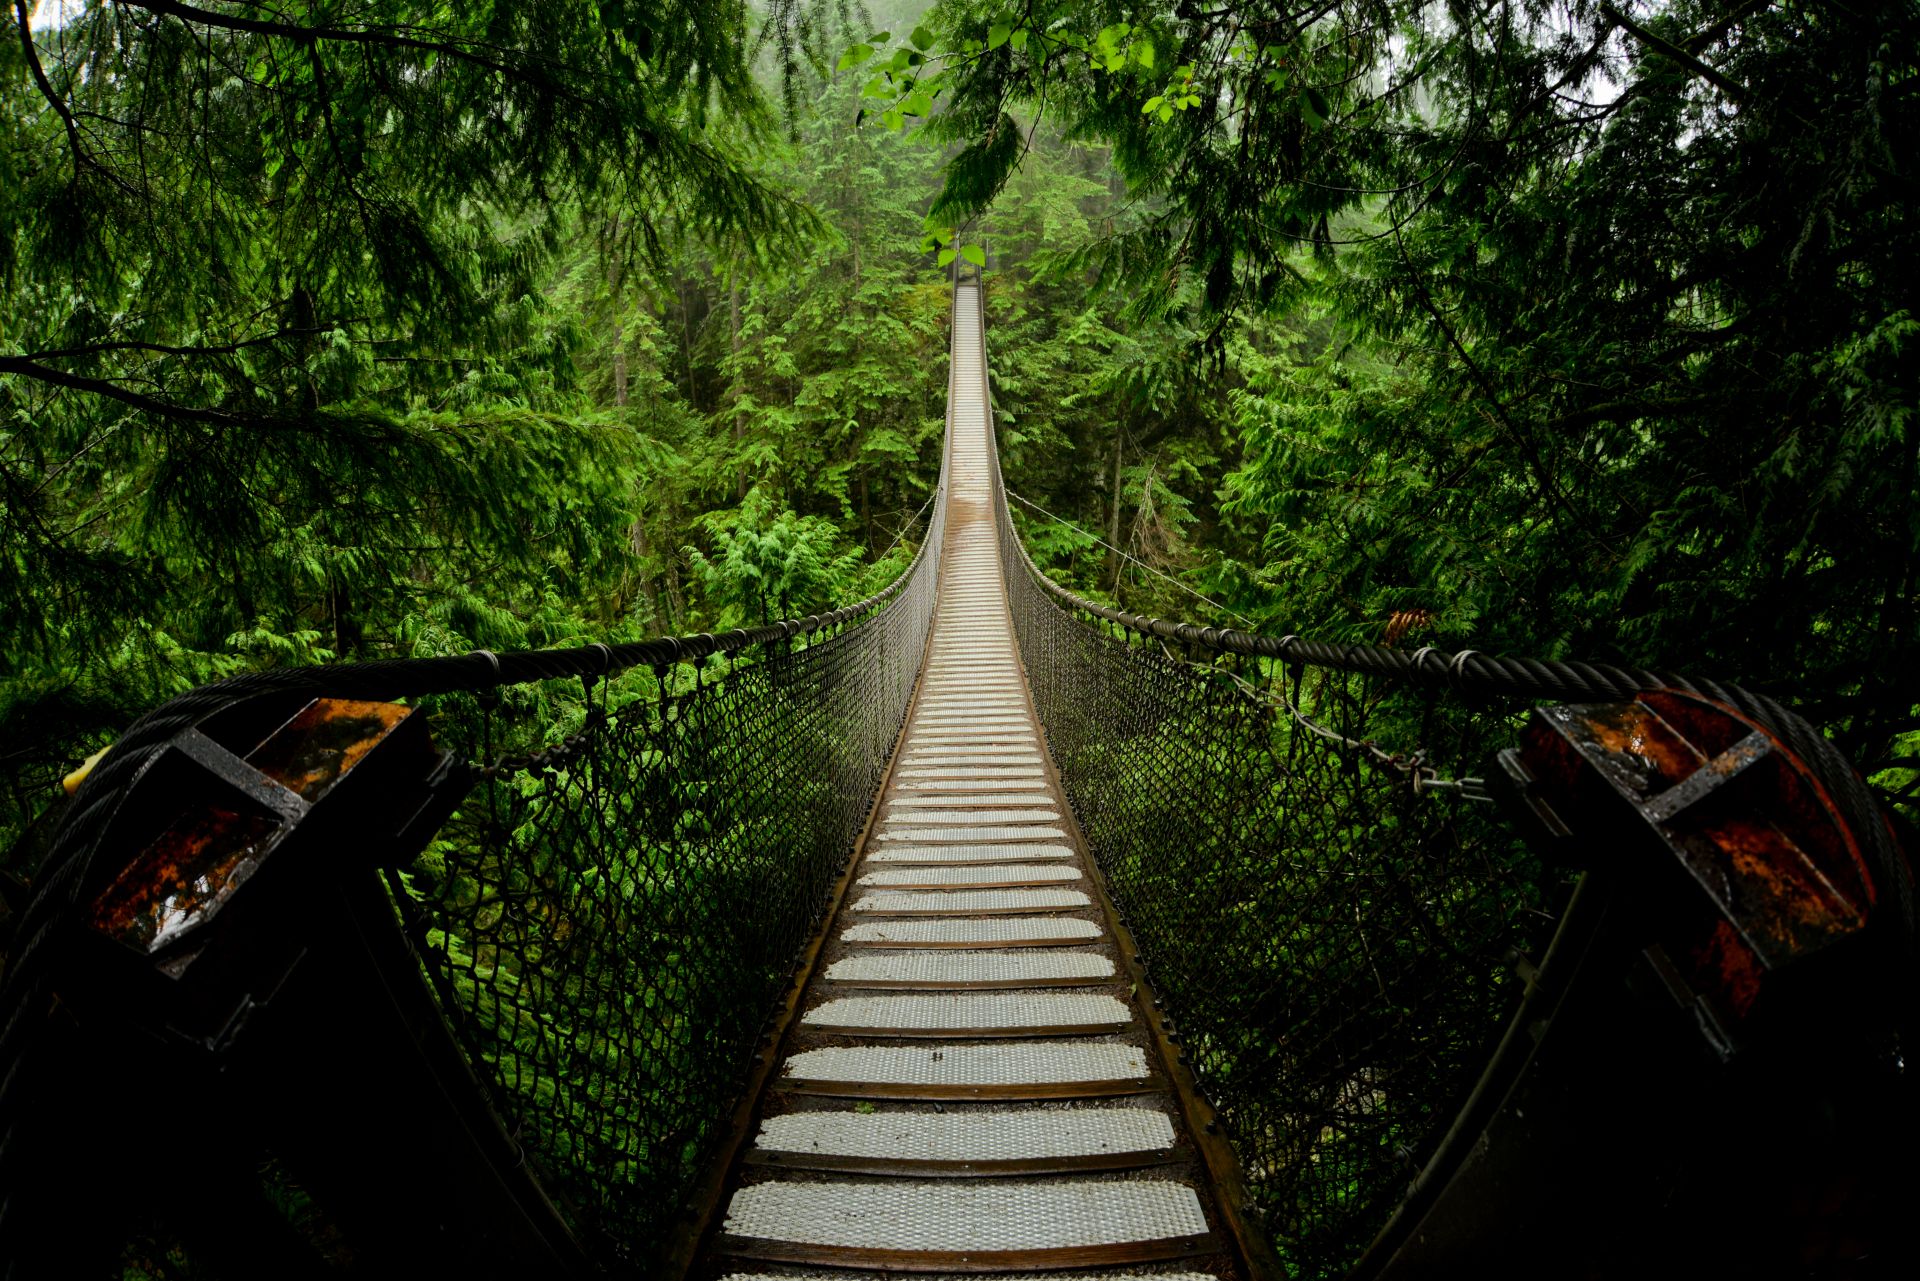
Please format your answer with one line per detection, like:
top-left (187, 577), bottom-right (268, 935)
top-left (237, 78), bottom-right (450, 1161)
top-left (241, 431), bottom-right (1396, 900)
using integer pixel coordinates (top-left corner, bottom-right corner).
top-left (1517, 690), bottom-right (1876, 1034)
top-left (89, 699), bottom-right (414, 956)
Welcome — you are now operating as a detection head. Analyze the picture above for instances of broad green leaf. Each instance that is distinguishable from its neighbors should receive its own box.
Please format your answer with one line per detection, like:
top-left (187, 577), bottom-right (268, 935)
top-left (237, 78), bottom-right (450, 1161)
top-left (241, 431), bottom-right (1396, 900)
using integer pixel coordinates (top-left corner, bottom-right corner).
top-left (988, 23), bottom-right (1011, 50)
top-left (1010, 28), bottom-right (1028, 51)
top-left (837, 43), bottom-right (874, 71)
top-left (1136, 40), bottom-right (1155, 69)
top-left (960, 243), bottom-right (986, 266)
top-left (904, 92), bottom-right (934, 117)
top-left (1142, 96), bottom-right (1165, 114)
top-left (910, 25), bottom-right (933, 51)
top-left (937, 248), bottom-right (957, 266)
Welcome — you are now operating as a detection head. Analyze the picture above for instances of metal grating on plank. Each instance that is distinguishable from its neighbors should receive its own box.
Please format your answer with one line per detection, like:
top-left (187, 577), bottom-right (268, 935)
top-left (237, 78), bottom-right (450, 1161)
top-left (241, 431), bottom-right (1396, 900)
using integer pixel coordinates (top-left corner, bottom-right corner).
top-left (841, 917), bottom-right (1101, 946)
top-left (882, 809), bottom-right (1062, 825)
top-left (781, 1042), bottom-right (1149, 1088)
top-left (889, 794), bottom-right (1056, 809)
top-left (824, 949), bottom-right (1114, 986)
top-left (721, 1180), bottom-right (1209, 1252)
top-left (859, 864), bottom-right (1080, 887)
top-left (802, 992), bottom-right (1131, 1031)
top-left (754, 1108), bottom-right (1175, 1161)
top-left (866, 843), bottom-right (1075, 863)
top-left (895, 774), bottom-right (1048, 786)
top-left (907, 730), bottom-right (1034, 738)
top-left (852, 888), bottom-right (1090, 914)
top-left (874, 825), bottom-right (1066, 842)
top-left (905, 738), bottom-right (1040, 750)
top-left (918, 695), bottom-right (1027, 705)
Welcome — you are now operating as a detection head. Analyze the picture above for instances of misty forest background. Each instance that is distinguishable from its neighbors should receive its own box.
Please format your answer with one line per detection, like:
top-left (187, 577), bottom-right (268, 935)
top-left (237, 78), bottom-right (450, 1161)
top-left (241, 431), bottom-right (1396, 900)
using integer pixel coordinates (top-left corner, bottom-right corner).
top-left (1, 0), bottom-right (1915, 867)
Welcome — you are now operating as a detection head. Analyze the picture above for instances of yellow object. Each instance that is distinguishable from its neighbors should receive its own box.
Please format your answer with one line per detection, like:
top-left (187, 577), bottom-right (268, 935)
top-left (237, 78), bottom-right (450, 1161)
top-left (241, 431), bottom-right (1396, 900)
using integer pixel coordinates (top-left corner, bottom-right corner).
top-left (62, 746), bottom-right (110, 795)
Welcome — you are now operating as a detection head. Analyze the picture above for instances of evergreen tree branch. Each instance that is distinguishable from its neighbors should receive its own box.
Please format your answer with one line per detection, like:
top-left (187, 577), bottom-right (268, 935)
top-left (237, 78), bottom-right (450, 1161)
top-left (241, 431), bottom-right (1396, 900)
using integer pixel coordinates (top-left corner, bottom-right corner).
top-left (1685, 0), bottom-right (1772, 55)
top-left (1389, 223), bottom-right (1598, 551)
top-left (1599, 2), bottom-right (1749, 103)
top-left (0, 355), bottom-right (237, 423)
top-left (113, 0), bottom-right (522, 76)
top-left (14, 0), bottom-right (84, 183)
top-left (23, 329), bottom-right (344, 360)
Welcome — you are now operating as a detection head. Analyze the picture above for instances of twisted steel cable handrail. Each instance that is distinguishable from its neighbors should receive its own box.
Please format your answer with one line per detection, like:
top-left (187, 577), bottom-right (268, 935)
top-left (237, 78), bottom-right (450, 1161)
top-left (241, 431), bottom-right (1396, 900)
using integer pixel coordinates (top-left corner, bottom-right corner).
top-left (967, 271), bottom-right (1914, 1278)
top-left (0, 300), bottom-right (962, 1275)
top-left (984, 373), bottom-right (1909, 964)
top-left (0, 273), bottom-right (1910, 1278)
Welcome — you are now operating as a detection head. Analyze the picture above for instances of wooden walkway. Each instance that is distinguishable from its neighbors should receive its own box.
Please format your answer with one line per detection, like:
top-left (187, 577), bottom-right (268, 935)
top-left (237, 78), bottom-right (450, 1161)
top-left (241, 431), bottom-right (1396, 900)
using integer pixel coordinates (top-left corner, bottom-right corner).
top-left (696, 282), bottom-right (1240, 1279)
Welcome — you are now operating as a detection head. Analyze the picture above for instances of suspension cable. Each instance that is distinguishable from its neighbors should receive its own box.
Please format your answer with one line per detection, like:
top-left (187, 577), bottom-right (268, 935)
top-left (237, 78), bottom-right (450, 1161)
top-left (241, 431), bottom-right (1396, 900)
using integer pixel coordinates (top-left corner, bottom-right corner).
top-left (875, 489), bottom-right (937, 562)
top-left (1004, 487), bottom-right (1262, 629)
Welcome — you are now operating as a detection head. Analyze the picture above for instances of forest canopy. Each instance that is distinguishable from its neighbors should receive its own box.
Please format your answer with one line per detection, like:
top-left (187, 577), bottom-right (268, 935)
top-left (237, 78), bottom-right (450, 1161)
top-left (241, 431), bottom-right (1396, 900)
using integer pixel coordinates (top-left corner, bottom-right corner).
top-left (2, 0), bottom-right (1916, 853)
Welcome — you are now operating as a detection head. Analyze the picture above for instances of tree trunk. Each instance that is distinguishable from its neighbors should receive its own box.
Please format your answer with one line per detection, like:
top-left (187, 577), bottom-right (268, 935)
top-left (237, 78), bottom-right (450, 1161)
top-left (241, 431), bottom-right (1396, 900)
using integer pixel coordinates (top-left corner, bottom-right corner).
top-left (629, 517), bottom-right (660, 629)
top-left (860, 469), bottom-right (872, 550)
top-left (611, 316), bottom-right (628, 408)
top-left (730, 279), bottom-right (747, 498)
top-left (677, 272), bottom-right (698, 409)
top-left (330, 579), bottom-right (360, 656)
top-left (1106, 428), bottom-right (1125, 593)
top-left (608, 231), bottom-right (629, 408)
top-left (664, 561), bottom-right (685, 632)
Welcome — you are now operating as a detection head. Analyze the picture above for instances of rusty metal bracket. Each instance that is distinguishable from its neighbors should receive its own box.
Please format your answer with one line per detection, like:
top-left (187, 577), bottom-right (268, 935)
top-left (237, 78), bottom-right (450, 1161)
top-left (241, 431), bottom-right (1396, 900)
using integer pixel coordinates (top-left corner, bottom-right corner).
top-left (1491, 690), bottom-right (1878, 1057)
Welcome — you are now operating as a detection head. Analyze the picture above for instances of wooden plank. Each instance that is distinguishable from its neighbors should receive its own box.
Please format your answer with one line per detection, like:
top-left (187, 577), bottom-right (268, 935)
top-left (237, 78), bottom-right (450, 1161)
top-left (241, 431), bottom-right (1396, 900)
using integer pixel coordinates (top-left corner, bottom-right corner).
top-left (742, 1147), bottom-right (1186, 1177)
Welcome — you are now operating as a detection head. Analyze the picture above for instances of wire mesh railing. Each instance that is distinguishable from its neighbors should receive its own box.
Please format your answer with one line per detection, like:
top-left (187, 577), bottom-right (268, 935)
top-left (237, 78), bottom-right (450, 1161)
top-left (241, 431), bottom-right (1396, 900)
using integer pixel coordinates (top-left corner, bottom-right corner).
top-left (0, 529), bottom-right (944, 1273)
top-left (6, 275), bottom-right (1911, 1278)
top-left (991, 488), bottom-right (1539, 1277)
top-left (0, 375), bottom-right (952, 1276)
top-left (997, 544), bottom-right (1537, 1276)
top-left (399, 539), bottom-right (941, 1263)
top-left (971, 302), bottom-right (1910, 1278)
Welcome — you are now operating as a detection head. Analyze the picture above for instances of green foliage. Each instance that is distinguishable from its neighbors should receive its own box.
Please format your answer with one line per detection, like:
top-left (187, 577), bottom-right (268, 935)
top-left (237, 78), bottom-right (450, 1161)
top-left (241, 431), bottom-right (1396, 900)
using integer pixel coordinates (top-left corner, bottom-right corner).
top-left (0, 3), bottom-right (946, 855)
top-left (906, 0), bottom-right (1920, 815)
top-left (692, 490), bottom-right (867, 625)
top-left (4, 0), bottom-right (1915, 1265)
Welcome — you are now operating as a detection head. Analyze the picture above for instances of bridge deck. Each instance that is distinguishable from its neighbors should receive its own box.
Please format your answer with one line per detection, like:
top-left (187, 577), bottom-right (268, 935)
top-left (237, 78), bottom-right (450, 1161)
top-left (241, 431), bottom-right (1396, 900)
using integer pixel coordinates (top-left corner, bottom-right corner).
top-left (700, 283), bottom-right (1239, 1279)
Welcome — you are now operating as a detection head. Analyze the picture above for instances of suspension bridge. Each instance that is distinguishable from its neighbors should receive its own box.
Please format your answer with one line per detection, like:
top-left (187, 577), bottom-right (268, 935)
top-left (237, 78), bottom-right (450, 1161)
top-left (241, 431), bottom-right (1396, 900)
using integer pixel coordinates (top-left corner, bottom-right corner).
top-left (1, 276), bottom-right (1912, 1278)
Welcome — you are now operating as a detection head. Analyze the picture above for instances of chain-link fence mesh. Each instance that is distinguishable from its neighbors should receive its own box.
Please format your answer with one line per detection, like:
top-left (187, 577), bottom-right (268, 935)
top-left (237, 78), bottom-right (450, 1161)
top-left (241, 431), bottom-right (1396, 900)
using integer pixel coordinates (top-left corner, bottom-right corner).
top-left (997, 518), bottom-right (1544, 1278)
top-left (0, 470), bottom-right (944, 1279)
top-left (390, 541), bottom-right (941, 1265)
top-left (961, 284), bottom-right (1545, 1273)
top-left (11, 275), bottom-right (1903, 1279)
